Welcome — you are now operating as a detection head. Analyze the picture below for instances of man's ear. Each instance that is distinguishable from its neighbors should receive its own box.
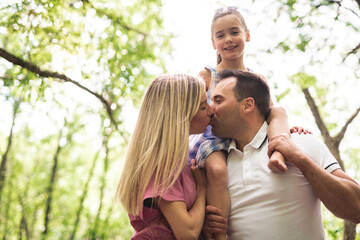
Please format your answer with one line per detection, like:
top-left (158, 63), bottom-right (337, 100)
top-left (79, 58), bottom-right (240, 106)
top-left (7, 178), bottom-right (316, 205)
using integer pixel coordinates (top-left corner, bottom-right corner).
top-left (242, 97), bottom-right (255, 113)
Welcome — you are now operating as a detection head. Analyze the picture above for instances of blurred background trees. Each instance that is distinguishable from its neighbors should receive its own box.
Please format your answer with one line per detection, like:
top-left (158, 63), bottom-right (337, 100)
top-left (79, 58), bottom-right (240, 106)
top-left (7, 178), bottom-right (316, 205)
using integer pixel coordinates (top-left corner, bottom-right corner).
top-left (0, 0), bottom-right (359, 239)
top-left (0, 0), bottom-right (171, 239)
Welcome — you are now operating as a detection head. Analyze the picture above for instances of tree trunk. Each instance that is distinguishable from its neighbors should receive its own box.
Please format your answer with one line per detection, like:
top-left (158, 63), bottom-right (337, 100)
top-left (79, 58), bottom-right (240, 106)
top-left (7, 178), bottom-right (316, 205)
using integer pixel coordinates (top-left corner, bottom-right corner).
top-left (343, 220), bottom-right (357, 240)
top-left (42, 131), bottom-right (63, 240)
top-left (91, 137), bottom-right (110, 239)
top-left (70, 149), bottom-right (100, 240)
top-left (302, 88), bottom-right (359, 240)
top-left (0, 101), bottom-right (20, 195)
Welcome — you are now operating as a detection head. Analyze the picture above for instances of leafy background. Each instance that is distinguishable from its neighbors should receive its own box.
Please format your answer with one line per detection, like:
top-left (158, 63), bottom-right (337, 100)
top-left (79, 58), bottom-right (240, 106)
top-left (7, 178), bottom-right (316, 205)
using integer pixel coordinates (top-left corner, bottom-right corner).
top-left (0, 0), bottom-right (359, 239)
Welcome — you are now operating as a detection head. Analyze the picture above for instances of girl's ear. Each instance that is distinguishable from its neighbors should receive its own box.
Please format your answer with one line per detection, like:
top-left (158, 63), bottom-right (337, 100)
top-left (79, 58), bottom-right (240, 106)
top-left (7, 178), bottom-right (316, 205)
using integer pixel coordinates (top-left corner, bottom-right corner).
top-left (246, 30), bottom-right (250, 42)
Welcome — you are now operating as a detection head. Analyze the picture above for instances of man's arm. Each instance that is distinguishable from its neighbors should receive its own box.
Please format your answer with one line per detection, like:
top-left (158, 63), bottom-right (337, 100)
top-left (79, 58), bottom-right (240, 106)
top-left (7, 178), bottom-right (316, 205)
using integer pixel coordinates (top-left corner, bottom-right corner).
top-left (268, 134), bottom-right (360, 224)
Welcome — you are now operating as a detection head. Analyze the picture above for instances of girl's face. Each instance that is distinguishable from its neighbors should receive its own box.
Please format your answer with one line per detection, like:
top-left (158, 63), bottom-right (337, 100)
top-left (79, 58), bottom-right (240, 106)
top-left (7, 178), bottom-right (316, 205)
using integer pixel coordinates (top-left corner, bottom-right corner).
top-left (211, 14), bottom-right (250, 62)
top-left (190, 91), bottom-right (213, 135)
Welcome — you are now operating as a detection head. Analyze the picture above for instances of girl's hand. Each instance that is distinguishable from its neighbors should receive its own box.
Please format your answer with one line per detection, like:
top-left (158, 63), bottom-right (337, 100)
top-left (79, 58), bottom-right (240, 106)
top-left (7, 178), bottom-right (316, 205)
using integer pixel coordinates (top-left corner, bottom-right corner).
top-left (190, 159), bottom-right (206, 189)
top-left (290, 126), bottom-right (312, 135)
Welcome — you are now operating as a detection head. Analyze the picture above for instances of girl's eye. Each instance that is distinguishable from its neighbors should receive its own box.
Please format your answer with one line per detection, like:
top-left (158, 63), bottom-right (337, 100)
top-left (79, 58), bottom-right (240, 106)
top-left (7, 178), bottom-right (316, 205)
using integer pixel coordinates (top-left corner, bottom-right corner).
top-left (216, 34), bottom-right (224, 39)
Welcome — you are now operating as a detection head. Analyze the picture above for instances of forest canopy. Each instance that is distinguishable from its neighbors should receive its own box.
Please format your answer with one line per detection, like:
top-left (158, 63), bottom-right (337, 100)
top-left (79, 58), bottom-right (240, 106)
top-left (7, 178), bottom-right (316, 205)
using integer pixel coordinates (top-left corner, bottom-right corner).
top-left (0, 0), bottom-right (359, 239)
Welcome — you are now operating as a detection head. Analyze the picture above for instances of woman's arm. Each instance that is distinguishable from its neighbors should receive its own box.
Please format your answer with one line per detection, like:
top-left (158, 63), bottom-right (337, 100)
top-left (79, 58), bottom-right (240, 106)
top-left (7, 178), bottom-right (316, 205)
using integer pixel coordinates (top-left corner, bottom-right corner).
top-left (158, 161), bottom-right (207, 240)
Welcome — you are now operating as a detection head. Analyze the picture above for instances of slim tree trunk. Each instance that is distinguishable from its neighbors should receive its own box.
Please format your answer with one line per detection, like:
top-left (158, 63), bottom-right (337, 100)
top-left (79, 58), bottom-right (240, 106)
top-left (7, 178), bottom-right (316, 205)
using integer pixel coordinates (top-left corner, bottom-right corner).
top-left (70, 149), bottom-right (100, 240)
top-left (18, 195), bottom-right (30, 239)
top-left (0, 100), bottom-right (20, 195)
top-left (42, 130), bottom-right (63, 240)
top-left (90, 136), bottom-right (110, 239)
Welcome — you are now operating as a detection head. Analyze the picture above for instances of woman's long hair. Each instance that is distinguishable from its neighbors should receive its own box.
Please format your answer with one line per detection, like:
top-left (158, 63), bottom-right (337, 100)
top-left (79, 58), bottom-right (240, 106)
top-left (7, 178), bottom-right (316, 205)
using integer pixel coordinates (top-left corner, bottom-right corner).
top-left (116, 74), bottom-right (205, 216)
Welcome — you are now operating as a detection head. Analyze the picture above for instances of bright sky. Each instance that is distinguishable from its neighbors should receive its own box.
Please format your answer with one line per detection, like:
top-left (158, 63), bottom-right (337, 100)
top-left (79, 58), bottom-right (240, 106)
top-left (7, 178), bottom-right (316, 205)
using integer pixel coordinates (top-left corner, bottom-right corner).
top-left (162, 0), bottom-right (261, 75)
top-left (124, 1), bottom-right (360, 181)
top-left (123, 0), bottom-right (261, 131)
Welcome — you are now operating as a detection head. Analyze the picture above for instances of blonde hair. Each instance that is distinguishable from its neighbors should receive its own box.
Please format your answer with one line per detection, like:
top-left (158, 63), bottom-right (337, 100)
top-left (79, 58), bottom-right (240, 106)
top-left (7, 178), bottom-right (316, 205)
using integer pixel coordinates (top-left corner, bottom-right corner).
top-left (116, 74), bottom-right (205, 216)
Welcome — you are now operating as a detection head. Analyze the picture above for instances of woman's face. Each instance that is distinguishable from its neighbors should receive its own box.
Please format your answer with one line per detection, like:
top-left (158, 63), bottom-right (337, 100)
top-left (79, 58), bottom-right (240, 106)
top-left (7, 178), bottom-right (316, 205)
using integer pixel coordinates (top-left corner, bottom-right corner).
top-left (190, 91), bottom-right (213, 135)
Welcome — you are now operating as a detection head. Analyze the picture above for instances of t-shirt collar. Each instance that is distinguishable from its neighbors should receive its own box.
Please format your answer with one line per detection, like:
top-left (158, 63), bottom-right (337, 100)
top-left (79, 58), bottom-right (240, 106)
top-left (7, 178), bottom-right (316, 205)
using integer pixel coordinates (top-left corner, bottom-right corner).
top-left (228, 121), bottom-right (268, 152)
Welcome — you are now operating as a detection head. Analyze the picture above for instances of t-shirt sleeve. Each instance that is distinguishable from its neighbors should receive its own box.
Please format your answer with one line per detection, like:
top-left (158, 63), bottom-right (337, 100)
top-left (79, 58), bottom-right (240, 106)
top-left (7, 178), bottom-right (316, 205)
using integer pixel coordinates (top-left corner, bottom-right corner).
top-left (143, 173), bottom-right (186, 203)
top-left (292, 134), bottom-right (341, 173)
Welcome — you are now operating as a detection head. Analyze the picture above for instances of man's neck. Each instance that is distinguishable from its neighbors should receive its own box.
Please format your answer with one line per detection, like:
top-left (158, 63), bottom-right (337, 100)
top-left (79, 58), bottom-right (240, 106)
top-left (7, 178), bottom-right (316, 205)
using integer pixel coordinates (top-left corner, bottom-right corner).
top-left (234, 119), bottom-right (265, 151)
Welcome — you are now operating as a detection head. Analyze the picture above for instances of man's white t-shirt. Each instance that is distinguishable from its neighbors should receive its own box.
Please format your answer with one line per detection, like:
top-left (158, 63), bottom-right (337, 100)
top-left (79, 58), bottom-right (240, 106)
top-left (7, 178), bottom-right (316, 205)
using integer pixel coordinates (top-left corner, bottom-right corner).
top-left (227, 122), bottom-right (340, 240)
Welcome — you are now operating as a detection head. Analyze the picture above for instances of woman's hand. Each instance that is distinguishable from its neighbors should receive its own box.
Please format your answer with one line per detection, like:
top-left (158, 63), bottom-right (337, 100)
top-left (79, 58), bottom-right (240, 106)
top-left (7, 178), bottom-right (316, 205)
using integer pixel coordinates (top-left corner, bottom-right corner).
top-left (190, 159), bottom-right (206, 190)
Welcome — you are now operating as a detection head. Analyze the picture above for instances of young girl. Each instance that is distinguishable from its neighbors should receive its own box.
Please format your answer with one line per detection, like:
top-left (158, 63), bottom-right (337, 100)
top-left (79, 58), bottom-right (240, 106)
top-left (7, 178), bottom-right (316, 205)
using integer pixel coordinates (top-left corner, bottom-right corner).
top-left (189, 7), bottom-right (289, 240)
top-left (117, 74), bottom-right (216, 239)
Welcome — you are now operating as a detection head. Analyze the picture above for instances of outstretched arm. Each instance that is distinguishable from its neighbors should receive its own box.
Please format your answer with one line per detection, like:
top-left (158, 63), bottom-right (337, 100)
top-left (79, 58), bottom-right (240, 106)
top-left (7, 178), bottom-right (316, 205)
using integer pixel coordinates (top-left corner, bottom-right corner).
top-left (268, 134), bottom-right (360, 223)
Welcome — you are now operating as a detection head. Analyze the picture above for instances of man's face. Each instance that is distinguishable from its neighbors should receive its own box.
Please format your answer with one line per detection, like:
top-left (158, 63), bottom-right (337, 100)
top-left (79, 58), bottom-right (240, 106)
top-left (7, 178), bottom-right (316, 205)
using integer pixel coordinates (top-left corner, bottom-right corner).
top-left (210, 77), bottom-right (242, 138)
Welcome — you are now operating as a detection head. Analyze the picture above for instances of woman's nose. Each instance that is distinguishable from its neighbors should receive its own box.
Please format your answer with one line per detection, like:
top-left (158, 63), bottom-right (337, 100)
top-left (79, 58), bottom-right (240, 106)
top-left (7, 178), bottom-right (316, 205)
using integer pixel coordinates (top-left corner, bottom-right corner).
top-left (207, 104), bottom-right (214, 116)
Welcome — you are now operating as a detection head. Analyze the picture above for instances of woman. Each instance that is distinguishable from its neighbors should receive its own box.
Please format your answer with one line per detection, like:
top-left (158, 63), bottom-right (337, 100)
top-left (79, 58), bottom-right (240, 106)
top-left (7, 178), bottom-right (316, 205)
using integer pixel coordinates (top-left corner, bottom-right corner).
top-left (116, 73), bottom-right (214, 239)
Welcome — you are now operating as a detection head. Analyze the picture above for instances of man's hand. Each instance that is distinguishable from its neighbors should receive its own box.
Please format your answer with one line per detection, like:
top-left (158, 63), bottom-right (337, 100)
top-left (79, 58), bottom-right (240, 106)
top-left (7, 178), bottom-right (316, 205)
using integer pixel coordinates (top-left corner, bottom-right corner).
top-left (267, 134), bottom-right (304, 165)
top-left (202, 205), bottom-right (227, 239)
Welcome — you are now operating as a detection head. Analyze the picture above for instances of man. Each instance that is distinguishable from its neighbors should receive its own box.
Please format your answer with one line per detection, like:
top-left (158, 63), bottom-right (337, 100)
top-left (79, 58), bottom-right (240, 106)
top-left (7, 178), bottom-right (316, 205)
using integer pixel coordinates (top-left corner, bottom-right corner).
top-left (205, 69), bottom-right (360, 239)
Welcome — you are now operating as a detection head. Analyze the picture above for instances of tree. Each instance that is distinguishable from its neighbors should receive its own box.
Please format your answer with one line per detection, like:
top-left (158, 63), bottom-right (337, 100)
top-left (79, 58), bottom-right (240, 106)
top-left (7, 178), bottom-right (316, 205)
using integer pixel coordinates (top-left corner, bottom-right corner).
top-left (0, 0), bottom-right (171, 238)
top-left (250, 0), bottom-right (360, 239)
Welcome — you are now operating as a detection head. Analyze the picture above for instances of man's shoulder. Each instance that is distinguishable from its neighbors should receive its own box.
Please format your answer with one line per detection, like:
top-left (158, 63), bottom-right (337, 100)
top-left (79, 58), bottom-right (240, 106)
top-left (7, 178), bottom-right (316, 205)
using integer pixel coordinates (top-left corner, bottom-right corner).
top-left (291, 133), bottom-right (324, 150)
top-left (291, 133), bottom-right (335, 165)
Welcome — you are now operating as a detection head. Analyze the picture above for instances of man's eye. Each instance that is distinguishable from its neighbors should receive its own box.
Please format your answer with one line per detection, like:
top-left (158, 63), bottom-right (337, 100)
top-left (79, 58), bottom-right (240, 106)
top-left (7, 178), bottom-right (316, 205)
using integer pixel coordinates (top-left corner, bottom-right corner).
top-left (216, 34), bottom-right (224, 38)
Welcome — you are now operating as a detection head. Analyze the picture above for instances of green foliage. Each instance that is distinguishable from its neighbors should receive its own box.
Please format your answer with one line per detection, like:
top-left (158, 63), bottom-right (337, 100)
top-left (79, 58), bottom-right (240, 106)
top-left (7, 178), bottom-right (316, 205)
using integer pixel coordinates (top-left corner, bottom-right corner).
top-left (0, 0), bottom-right (173, 238)
top-left (296, 34), bottom-right (311, 52)
top-left (263, 1), bottom-right (360, 237)
top-left (289, 72), bottom-right (317, 89)
top-left (0, 0), bottom-right (172, 124)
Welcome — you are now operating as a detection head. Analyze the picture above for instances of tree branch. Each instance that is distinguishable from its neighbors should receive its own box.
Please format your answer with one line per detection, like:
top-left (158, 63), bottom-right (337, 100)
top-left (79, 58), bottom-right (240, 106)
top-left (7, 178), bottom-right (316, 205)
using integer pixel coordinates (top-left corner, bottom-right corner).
top-left (0, 47), bottom-right (118, 128)
top-left (334, 107), bottom-right (360, 144)
top-left (302, 88), bottom-right (332, 142)
top-left (83, 0), bottom-right (147, 37)
top-left (344, 43), bottom-right (360, 61)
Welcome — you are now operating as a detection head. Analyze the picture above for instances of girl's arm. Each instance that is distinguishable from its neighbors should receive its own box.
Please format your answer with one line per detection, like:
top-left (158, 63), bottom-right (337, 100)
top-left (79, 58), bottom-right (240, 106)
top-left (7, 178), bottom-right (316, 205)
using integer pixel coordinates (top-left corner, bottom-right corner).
top-left (198, 68), bottom-right (211, 90)
top-left (158, 161), bottom-right (206, 240)
top-left (266, 104), bottom-right (290, 172)
top-left (254, 73), bottom-right (290, 172)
